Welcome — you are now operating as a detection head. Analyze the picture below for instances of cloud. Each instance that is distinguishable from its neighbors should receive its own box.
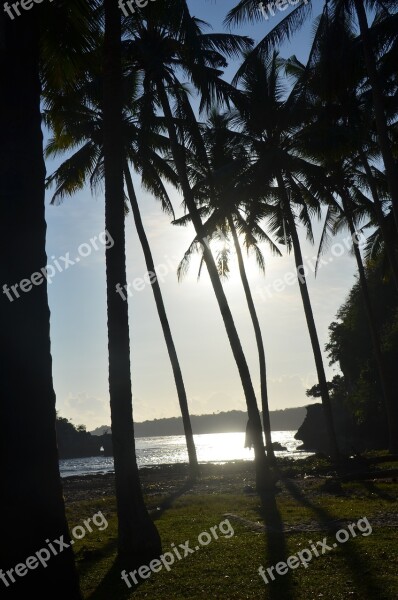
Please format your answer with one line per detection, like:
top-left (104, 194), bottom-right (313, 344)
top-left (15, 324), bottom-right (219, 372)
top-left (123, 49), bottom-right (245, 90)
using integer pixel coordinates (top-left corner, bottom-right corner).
top-left (59, 393), bottom-right (110, 429)
top-left (187, 391), bottom-right (243, 415)
top-left (268, 374), bottom-right (312, 409)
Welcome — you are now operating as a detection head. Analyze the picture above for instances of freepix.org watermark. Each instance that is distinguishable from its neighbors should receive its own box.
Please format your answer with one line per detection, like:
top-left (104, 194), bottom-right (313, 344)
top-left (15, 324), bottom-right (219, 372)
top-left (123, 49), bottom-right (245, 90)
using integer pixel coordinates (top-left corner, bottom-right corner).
top-left (258, 0), bottom-right (309, 21)
top-left (118, 0), bottom-right (156, 17)
top-left (2, 229), bottom-right (114, 303)
top-left (121, 518), bottom-right (235, 588)
top-left (258, 516), bottom-right (372, 585)
top-left (3, 0), bottom-right (54, 20)
top-left (115, 254), bottom-right (180, 301)
top-left (0, 511), bottom-right (108, 588)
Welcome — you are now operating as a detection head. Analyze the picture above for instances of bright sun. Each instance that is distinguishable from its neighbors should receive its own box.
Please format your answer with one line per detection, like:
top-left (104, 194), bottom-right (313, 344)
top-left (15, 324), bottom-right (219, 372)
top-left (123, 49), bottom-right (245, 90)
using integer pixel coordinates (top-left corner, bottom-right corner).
top-left (208, 235), bottom-right (265, 282)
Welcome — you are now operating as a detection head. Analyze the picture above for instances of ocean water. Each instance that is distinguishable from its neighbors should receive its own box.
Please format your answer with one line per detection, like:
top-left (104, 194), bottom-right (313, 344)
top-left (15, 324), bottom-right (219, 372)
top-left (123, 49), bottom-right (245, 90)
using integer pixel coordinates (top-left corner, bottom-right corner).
top-left (59, 430), bottom-right (313, 478)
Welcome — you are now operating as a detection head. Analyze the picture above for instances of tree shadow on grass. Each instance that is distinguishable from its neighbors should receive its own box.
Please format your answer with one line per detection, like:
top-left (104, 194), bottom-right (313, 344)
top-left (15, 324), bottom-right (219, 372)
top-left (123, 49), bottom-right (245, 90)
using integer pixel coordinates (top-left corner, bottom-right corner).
top-left (76, 537), bottom-right (118, 577)
top-left (87, 555), bottom-right (143, 600)
top-left (86, 479), bottom-right (195, 600)
top-left (359, 480), bottom-right (397, 502)
top-left (280, 475), bottom-right (392, 599)
top-left (150, 478), bottom-right (195, 521)
top-left (257, 486), bottom-right (295, 600)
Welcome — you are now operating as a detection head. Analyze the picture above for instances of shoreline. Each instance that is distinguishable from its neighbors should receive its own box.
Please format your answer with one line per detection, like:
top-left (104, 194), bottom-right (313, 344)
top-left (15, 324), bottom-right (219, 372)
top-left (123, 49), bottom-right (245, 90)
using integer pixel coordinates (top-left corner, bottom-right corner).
top-left (61, 458), bottom-right (325, 503)
top-left (62, 461), bottom-right (258, 503)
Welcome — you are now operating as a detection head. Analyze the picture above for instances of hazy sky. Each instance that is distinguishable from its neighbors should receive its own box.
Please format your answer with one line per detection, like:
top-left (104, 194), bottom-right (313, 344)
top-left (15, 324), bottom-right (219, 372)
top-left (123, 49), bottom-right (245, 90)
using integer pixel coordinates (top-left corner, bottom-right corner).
top-left (43, 0), bottom-right (358, 430)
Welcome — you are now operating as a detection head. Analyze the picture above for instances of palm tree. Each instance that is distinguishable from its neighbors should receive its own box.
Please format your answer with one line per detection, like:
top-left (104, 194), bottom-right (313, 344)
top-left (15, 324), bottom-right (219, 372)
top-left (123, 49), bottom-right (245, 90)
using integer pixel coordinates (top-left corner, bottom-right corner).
top-left (123, 0), bottom-right (274, 490)
top-left (229, 218), bottom-right (276, 461)
top-left (123, 168), bottom-right (199, 477)
top-left (278, 178), bottom-right (340, 462)
top-left (336, 184), bottom-right (398, 453)
top-left (45, 51), bottom-right (199, 479)
top-left (283, 10), bottom-right (398, 293)
top-left (357, 157), bottom-right (398, 291)
top-left (175, 110), bottom-right (281, 461)
top-left (298, 108), bottom-right (398, 455)
top-left (102, 0), bottom-right (161, 560)
top-left (351, 0), bottom-right (398, 233)
top-left (304, 123), bottom-right (398, 456)
top-left (44, 52), bottom-right (199, 479)
top-left (231, 52), bottom-right (340, 461)
top-left (0, 6), bottom-right (85, 598)
top-left (286, 13), bottom-right (398, 452)
top-left (226, 0), bottom-right (398, 233)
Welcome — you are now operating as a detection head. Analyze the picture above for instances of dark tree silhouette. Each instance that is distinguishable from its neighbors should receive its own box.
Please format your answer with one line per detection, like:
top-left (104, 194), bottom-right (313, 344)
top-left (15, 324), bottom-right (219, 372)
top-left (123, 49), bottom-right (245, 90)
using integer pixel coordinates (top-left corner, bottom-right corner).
top-left (103, 0), bottom-right (162, 561)
top-left (0, 11), bottom-right (81, 599)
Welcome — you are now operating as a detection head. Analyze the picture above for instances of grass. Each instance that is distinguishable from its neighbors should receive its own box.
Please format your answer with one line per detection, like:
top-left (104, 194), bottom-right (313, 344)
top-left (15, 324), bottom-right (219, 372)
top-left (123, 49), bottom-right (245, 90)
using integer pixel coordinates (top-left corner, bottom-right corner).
top-left (65, 459), bottom-right (398, 600)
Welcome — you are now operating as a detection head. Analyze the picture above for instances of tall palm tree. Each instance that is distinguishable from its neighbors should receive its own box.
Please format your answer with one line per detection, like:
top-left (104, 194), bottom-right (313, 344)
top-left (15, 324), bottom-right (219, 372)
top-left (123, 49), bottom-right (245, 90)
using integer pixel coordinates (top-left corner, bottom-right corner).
top-left (296, 97), bottom-right (398, 454)
top-left (308, 140), bottom-right (398, 457)
top-left (287, 14), bottom-right (398, 452)
top-left (123, 1), bottom-right (274, 490)
top-left (229, 218), bottom-right (276, 461)
top-left (335, 184), bottom-right (397, 453)
top-left (232, 52), bottom-right (340, 461)
top-left (278, 178), bottom-right (340, 463)
top-left (103, 0), bottom-right (161, 560)
top-left (357, 157), bottom-right (398, 291)
top-left (123, 169), bottom-right (199, 477)
top-left (283, 9), bottom-right (398, 292)
top-left (351, 0), bottom-right (398, 232)
top-left (44, 49), bottom-right (199, 479)
top-left (226, 0), bottom-right (398, 233)
top-left (0, 5), bottom-right (89, 598)
top-left (175, 110), bottom-right (282, 461)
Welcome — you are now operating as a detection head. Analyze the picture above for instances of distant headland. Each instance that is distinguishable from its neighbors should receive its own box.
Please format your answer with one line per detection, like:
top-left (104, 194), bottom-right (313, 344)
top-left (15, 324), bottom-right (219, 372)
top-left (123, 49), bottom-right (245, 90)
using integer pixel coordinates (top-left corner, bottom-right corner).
top-left (57, 407), bottom-right (307, 459)
top-left (90, 407), bottom-right (307, 438)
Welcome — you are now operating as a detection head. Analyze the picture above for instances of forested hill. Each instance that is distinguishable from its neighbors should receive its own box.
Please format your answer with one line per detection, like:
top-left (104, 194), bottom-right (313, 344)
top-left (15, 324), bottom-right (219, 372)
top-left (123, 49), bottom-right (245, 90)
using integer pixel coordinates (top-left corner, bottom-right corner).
top-left (90, 407), bottom-right (306, 438)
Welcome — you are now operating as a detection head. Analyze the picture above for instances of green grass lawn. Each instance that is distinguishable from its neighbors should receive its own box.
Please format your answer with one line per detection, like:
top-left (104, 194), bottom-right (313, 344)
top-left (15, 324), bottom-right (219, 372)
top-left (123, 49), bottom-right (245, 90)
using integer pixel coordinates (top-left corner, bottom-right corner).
top-left (65, 464), bottom-right (398, 600)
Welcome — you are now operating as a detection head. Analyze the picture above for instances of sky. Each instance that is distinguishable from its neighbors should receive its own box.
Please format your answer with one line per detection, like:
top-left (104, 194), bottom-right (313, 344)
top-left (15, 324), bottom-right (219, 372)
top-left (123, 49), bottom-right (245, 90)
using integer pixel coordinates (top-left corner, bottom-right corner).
top-left (43, 0), bottom-right (360, 430)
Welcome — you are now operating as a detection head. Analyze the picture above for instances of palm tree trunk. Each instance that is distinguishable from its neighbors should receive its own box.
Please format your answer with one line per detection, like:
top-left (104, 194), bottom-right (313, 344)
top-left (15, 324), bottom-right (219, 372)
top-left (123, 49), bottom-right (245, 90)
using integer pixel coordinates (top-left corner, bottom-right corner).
top-left (0, 12), bottom-right (81, 598)
top-left (124, 166), bottom-right (199, 478)
top-left (103, 0), bottom-right (161, 562)
top-left (228, 215), bottom-right (275, 461)
top-left (358, 151), bottom-right (398, 292)
top-left (156, 81), bottom-right (272, 491)
top-left (277, 175), bottom-right (340, 462)
top-left (340, 188), bottom-right (398, 454)
top-left (354, 0), bottom-right (398, 234)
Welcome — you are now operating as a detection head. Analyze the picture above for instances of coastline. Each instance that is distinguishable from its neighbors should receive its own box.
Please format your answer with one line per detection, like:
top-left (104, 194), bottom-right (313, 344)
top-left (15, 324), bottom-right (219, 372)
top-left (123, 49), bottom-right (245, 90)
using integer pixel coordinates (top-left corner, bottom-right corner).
top-left (62, 462), bottom-right (258, 503)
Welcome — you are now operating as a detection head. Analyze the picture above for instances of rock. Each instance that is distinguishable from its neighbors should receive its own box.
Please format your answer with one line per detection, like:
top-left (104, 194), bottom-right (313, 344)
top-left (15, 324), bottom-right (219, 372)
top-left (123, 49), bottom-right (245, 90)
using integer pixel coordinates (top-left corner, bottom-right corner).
top-left (295, 404), bottom-right (329, 453)
top-left (271, 442), bottom-right (287, 451)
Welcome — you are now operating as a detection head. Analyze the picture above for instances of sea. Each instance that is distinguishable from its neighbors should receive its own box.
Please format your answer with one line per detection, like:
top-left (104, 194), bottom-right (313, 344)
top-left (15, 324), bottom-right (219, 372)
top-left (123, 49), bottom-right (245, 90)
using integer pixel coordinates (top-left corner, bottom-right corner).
top-left (59, 430), bottom-right (313, 478)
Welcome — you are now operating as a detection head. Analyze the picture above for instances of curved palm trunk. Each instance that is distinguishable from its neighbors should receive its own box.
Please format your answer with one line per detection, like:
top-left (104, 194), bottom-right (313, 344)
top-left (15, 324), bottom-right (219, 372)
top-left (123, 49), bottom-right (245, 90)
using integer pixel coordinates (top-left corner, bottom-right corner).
top-left (340, 189), bottom-right (398, 454)
top-left (358, 152), bottom-right (398, 292)
top-left (156, 82), bottom-right (272, 491)
top-left (354, 0), bottom-right (398, 234)
top-left (124, 166), bottom-right (199, 478)
top-left (228, 215), bottom-right (275, 461)
top-left (277, 175), bottom-right (339, 462)
top-left (0, 12), bottom-right (81, 598)
top-left (103, 0), bottom-right (161, 561)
